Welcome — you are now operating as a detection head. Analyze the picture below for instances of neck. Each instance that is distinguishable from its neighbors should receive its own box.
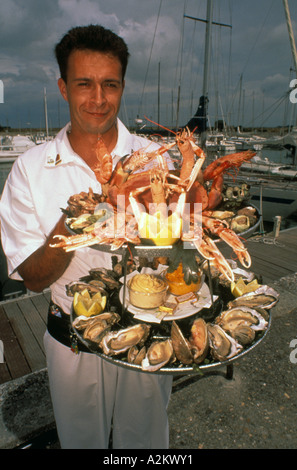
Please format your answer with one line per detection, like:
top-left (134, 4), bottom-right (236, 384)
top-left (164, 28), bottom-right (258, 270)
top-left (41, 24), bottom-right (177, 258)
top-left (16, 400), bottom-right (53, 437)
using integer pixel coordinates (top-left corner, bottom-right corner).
top-left (67, 124), bottom-right (118, 167)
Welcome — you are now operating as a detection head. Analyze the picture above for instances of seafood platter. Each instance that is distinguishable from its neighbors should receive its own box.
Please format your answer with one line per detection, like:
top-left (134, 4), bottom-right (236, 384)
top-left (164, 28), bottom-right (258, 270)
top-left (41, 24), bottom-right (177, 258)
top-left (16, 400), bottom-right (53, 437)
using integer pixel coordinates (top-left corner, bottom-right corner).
top-left (49, 128), bottom-right (279, 374)
top-left (67, 262), bottom-right (278, 375)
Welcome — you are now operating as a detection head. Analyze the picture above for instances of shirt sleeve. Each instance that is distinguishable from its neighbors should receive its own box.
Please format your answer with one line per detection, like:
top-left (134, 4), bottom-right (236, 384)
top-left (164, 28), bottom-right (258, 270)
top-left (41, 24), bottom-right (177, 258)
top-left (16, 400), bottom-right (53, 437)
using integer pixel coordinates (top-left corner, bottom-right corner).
top-left (0, 160), bottom-right (46, 279)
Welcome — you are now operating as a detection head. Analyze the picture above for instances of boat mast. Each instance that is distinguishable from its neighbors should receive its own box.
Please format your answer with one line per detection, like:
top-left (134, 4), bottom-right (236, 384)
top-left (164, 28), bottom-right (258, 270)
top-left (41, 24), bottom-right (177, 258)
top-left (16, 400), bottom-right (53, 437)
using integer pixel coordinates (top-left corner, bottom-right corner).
top-left (202, 0), bottom-right (213, 106)
top-left (44, 87), bottom-right (49, 139)
top-left (184, 0), bottom-right (231, 141)
top-left (283, 0), bottom-right (297, 77)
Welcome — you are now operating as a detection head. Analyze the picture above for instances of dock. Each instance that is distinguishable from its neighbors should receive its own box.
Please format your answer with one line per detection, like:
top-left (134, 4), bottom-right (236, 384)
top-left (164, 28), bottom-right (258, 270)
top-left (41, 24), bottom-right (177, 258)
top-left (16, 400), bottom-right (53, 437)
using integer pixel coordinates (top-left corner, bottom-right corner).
top-left (0, 227), bottom-right (297, 449)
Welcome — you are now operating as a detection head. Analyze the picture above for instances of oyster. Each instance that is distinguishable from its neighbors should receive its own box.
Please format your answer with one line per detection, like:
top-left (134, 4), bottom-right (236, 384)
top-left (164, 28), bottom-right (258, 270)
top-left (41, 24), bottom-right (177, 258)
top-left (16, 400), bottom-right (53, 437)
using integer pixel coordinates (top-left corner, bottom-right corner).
top-left (127, 345), bottom-right (147, 365)
top-left (89, 268), bottom-right (121, 290)
top-left (207, 324), bottom-right (243, 361)
top-left (189, 318), bottom-right (209, 364)
top-left (101, 324), bottom-right (151, 356)
top-left (229, 324), bottom-right (255, 346)
top-left (171, 321), bottom-right (196, 365)
top-left (216, 307), bottom-right (268, 332)
top-left (72, 315), bottom-right (94, 331)
top-left (228, 286), bottom-right (279, 310)
top-left (230, 215), bottom-right (250, 233)
top-left (141, 339), bottom-right (175, 372)
top-left (66, 281), bottom-right (107, 297)
top-left (83, 312), bottom-right (121, 343)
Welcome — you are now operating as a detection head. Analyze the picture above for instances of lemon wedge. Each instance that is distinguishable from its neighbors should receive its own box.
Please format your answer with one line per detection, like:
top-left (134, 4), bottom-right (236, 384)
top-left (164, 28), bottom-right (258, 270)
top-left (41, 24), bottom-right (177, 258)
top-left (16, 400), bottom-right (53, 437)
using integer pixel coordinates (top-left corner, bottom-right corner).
top-left (73, 290), bottom-right (107, 317)
top-left (138, 211), bottom-right (182, 246)
top-left (231, 277), bottom-right (260, 297)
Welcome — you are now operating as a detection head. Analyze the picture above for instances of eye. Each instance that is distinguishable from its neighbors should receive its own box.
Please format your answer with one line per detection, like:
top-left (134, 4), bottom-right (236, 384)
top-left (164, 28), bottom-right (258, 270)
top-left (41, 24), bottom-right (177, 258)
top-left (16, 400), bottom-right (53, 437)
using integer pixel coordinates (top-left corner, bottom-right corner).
top-left (104, 81), bottom-right (121, 89)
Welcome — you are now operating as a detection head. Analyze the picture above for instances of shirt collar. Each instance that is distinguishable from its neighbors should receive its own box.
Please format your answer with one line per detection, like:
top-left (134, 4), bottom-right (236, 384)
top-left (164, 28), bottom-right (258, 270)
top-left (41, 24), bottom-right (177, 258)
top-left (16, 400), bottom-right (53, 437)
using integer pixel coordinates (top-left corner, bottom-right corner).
top-left (44, 119), bottom-right (132, 169)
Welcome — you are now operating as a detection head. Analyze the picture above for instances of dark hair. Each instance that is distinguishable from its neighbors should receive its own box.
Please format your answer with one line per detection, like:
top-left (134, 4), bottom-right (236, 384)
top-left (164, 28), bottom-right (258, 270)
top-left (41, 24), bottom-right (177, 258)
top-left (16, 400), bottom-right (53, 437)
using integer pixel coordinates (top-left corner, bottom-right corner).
top-left (55, 24), bottom-right (130, 82)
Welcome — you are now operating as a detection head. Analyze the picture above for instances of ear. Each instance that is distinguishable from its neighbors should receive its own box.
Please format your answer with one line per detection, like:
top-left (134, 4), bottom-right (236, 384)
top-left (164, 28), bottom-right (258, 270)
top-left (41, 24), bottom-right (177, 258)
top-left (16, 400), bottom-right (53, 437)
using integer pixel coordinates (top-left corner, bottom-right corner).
top-left (58, 78), bottom-right (68, 102)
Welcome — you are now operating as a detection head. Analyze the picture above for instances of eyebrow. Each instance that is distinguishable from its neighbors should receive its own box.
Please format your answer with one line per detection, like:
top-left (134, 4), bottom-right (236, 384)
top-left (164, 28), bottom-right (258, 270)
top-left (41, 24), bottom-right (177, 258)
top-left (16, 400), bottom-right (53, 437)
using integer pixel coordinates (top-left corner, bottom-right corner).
top-left (73, 77), bottom-right (122, 84)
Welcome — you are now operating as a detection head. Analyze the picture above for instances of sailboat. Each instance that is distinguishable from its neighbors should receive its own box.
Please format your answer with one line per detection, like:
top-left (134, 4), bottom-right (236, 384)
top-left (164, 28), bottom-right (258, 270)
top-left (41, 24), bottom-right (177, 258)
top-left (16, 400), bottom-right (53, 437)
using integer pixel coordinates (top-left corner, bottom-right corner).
top-left (183, 0), bottom-right (297, 222)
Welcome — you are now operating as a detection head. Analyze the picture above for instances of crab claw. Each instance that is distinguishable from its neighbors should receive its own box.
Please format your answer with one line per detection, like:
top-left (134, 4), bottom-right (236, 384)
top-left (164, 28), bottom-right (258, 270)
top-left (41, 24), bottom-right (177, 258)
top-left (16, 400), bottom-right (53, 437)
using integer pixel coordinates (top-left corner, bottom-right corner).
top-left (193, 237), bottom-right (235, 283)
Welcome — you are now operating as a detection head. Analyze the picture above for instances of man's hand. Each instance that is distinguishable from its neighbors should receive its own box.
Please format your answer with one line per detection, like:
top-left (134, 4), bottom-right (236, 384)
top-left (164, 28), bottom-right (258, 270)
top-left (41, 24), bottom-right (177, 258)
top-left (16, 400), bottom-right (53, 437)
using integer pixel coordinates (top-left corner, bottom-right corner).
top-left (17, 214), bottom-right (74, 292)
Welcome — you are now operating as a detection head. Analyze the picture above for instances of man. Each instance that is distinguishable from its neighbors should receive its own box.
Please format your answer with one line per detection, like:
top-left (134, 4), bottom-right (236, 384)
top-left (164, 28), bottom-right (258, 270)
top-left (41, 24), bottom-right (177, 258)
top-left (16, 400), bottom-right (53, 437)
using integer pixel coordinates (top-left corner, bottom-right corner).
top-left (0, 25), bottom-right (172, 449)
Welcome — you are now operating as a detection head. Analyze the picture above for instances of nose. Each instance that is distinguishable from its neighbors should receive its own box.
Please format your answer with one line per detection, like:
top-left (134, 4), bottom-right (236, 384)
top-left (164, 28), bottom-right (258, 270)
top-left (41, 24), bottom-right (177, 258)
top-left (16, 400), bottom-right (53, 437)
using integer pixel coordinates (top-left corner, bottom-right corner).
top-left (91, 84), bottom-right (106, 106)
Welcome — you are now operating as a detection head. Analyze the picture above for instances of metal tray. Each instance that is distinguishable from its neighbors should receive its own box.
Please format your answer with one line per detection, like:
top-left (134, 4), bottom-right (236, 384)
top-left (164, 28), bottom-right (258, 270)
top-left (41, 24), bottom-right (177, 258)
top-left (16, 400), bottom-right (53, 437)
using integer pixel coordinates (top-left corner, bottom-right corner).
top-left (70, 306), bottom-right (271, 376)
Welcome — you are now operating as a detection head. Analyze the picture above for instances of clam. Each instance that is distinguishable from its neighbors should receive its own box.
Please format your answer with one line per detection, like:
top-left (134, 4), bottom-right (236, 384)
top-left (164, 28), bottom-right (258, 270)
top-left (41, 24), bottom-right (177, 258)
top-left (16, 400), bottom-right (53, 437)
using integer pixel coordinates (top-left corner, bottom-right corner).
top-left (127, 345), bottom-right (147, 365)
top-left (207, 324), bottom-right (243, 361)
top-left (228, 286), bottom-right (279, 310)
top-left (101, 324), bottom-right (151, 356)
top-left (141, 339), bottom-right (175, 372)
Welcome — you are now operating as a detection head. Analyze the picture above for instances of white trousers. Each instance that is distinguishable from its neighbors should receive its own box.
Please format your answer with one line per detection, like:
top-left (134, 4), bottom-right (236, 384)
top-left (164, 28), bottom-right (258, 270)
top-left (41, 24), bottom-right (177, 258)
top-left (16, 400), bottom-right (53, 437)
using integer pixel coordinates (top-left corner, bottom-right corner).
top-left (44, 331), bottom-right (173, 449)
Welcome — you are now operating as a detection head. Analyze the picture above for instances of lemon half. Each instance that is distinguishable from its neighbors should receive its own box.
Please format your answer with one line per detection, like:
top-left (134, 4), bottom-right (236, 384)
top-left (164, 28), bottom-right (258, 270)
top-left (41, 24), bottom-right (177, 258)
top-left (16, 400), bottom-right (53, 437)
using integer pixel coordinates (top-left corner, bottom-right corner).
top-left (231, 278), bottom-right (260, 298)
top-left (138, 211), bottom-right (182, 246)
top-left (73, 289), bottom-right (107, 317)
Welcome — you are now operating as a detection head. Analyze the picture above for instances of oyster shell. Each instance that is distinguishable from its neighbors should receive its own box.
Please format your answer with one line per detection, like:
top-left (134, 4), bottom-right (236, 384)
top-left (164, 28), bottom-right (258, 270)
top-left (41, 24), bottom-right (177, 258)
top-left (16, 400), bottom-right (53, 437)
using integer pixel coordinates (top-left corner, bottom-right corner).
top-left (229, 324), bottom-right (255, 346)
top-left (127, 345), bottom-right (147, 365)
top-left (189, 318), bottom-right (209, 364)
top-left (171, 321), bottom-right (196, 365)
top-left (66, 281), bottom-right (107, 297)
top-left (216, 307), bottom-right (268, 332)
top-left (228, 286), bottom-right (279, 310)
top-left (72, 315), bottom-right (94, 331)
top-left (207, 324), bottom-right (243, 361)
top-left (101, 324), bottom-right (151, 356)
top-left (83, 312), bottom-right (121, 343)
top-left (230, 215), bottom-right (250, 233)
top-left (89, 268), bottom-right (121, 290)
top-left (141, 339), bottom-right (175, 372)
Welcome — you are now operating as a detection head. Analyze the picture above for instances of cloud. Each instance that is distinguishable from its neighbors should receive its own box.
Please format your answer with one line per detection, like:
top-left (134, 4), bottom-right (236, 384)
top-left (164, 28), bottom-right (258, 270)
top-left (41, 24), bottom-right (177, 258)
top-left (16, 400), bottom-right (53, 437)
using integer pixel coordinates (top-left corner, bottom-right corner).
top-left (0, 0), bottom-right (296, 129)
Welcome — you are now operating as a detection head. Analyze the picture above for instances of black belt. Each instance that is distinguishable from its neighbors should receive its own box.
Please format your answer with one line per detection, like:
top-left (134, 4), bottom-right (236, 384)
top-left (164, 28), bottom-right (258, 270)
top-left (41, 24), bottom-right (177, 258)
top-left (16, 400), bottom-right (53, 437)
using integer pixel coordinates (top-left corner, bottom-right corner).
top-left (47, 301), bottom-right (90, 353)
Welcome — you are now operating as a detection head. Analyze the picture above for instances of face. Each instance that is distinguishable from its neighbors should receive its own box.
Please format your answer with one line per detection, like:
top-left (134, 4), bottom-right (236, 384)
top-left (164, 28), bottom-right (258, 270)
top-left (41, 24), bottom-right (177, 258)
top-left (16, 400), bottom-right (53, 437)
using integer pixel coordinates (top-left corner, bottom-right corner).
top-left (58, 49), bottom-right (125, 142)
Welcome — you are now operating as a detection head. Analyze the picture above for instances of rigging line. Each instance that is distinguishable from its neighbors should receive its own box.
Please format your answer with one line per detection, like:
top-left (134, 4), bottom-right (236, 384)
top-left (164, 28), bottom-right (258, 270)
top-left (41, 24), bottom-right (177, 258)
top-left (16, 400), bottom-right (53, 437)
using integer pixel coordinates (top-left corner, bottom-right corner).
top-left (246, 92), bottom-right (288, 127)
top-left (138, 0), bottom-right (163, 117)
top-left (240, 0), bottom-right (277, 76)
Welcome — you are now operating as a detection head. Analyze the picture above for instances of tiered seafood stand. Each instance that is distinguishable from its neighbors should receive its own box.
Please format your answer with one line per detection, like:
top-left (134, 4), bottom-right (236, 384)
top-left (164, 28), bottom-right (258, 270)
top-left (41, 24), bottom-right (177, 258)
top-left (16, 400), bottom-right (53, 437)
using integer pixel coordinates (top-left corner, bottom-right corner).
top-left (69, 226), bottom-right (278, 378)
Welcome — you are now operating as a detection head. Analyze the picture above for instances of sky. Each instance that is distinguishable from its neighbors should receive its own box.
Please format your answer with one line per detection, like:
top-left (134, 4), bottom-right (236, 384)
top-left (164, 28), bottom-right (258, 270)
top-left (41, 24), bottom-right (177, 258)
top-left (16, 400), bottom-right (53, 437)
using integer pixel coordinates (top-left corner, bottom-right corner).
top-left (0, 0), bottom-right (297, 132)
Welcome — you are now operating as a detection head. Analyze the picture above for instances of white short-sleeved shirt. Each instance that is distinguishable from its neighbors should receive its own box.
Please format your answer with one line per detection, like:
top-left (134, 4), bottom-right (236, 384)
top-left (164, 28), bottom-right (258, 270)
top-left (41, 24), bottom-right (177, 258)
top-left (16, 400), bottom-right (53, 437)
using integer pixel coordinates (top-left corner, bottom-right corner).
top-left (0, 119), bottom-right (171, 314)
